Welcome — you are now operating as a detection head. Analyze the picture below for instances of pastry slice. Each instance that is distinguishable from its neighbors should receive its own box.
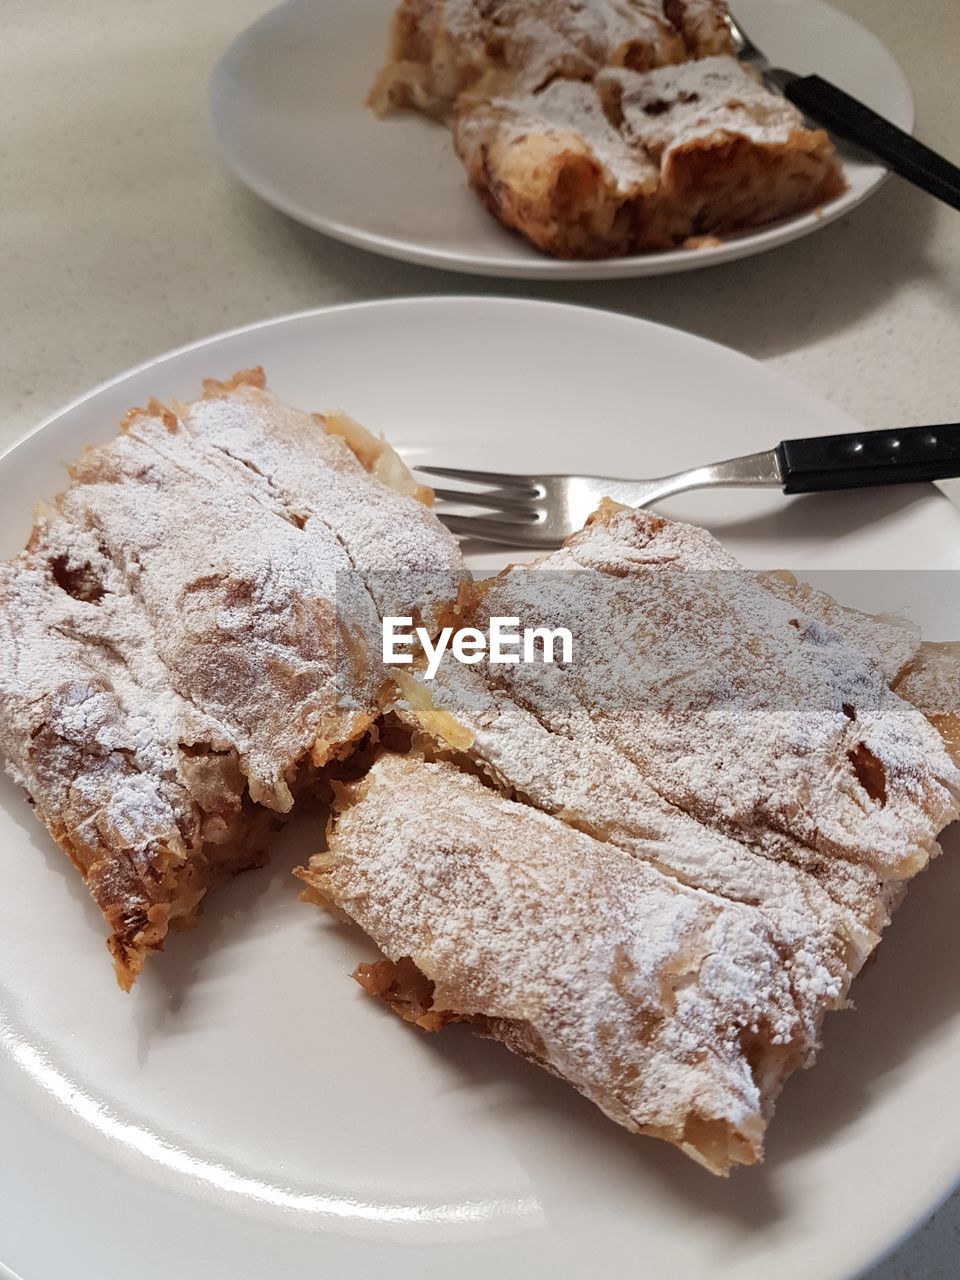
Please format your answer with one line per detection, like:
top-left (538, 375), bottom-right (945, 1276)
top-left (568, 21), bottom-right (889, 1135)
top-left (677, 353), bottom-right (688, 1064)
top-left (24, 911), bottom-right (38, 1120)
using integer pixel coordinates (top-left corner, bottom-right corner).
top-left (299, 752), bottom-right (822, 1175)
top-left (454, 57), bottom-right (843, 256)
top-left (368, 0), bottom-right (732, 119)
top-left (603, 56), bottom-right (845, 238)
top-left (301, 506), bottom-right (958, 1173)
top-left (0, 370), bottom-right (462, 986)
top-left (0, 541), bottom-right (278, 990)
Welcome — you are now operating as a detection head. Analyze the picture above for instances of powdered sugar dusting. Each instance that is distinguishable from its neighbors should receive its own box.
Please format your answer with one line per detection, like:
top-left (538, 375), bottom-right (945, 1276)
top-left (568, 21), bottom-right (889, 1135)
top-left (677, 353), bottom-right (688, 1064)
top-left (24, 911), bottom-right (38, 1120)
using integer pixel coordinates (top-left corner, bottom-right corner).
top-left (896, 642), bottom-right (960, 717)
top-left (478, 506), bottom-right (960, 881)
top-left (182, 384), bottom-right (463, 625)
top-left (441, 0), bottom-right (687, 90)
top-left (0, 375), bottom-right (463, 976)
top-left (608, 55), bottom-right (809, 154)
top-left (465, 78), bottom-right (658, 192)
top-left (57, 411), bottom-right (369, 808)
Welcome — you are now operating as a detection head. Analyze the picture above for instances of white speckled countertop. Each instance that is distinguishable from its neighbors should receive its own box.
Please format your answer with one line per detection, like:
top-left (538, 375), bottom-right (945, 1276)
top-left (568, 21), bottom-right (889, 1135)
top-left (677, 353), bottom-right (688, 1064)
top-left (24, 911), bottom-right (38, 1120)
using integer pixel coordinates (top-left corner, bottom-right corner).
top-left (1, 1), bottom-right (959, 1275)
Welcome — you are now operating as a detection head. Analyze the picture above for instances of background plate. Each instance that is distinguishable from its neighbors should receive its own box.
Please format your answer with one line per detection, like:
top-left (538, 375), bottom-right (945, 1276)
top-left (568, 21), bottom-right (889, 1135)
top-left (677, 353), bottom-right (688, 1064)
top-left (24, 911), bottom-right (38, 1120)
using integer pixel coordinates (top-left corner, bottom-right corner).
top-left (209, 0), bottom-right (914, 279)
top-left (1, 298), bottom-right (959, 1280)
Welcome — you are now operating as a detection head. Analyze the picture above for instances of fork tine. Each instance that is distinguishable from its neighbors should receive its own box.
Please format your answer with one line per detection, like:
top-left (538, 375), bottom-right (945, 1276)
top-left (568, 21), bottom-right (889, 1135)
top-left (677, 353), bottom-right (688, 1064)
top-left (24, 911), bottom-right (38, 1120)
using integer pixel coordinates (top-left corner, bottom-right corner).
top-left (416, 465), bottom-right (539, 494)
top-left (431, 486), bottom-right (540, 515)
top-left (437, 502), bottom-right (537, 526)
top-left (438, 513), bottom-right (545, 543)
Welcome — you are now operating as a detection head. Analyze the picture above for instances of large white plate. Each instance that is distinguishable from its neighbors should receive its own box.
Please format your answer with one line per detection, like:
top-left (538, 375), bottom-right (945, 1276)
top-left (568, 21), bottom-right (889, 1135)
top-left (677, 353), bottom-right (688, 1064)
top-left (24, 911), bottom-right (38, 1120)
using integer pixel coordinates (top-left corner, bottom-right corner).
top-left (209, 0), bottom-right (914, 280)
top-left (2, 298), bottom-right (959, 1280)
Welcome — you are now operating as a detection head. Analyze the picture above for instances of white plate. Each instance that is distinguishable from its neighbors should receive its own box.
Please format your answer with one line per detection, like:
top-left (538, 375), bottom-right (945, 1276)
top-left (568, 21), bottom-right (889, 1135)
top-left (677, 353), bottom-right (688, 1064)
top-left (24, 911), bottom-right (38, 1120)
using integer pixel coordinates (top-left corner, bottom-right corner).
top-left (2, 298), bottom-right (960, 1280)
top-left (209, 0), bottom-right (913, 280)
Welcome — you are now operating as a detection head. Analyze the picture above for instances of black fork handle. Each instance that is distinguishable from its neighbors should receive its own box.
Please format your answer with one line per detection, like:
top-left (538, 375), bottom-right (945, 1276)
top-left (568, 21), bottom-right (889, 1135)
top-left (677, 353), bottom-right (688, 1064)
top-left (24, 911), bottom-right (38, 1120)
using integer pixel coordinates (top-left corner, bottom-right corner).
top-left (776, 424), bottom-right (960, 494)
top-left (782, 74), bottom-right (960, 212)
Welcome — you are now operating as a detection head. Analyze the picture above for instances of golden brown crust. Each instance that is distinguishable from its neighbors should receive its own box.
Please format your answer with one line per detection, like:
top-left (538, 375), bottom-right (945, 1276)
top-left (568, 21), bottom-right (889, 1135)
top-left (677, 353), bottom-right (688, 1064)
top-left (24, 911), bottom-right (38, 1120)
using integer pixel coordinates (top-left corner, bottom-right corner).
top-left (200, 366), bottom-right (268, 395)
top-left (655, 127), bottom-right (845, 239)
top-left (368, 0), bottom-right (481, 118)
top-left (664, 0), bottom-right (733, 57)
top-left (456, 118), bottom-right (644, 257)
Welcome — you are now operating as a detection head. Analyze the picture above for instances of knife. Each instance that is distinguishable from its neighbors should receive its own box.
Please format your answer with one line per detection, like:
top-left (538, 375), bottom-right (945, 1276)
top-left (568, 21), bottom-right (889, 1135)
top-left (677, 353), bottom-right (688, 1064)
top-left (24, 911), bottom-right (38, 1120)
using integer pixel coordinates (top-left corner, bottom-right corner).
top-left (726, 12), bottom-right (960, 212)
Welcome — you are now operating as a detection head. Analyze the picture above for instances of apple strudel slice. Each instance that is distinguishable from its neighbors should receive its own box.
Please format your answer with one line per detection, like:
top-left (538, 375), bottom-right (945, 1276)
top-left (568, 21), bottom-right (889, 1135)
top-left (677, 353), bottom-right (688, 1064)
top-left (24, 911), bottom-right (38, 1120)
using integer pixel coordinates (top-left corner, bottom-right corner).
top-left (300, 751), bottom-right (819, 1175)
top-left (454, 56), bottom-right (843, 256)
top-left (455, 78), bottom-right (664, 257)
top-left (299, 505), bottom-right (958, 1172)
top-left (0, 370), bottom-right (462, 986)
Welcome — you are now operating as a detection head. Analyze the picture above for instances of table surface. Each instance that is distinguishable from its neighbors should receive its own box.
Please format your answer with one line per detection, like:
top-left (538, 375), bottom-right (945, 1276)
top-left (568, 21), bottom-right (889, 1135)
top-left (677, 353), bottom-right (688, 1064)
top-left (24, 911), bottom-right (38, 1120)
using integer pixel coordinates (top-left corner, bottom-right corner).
top-left (2, 1), bottom-right (959, 1275)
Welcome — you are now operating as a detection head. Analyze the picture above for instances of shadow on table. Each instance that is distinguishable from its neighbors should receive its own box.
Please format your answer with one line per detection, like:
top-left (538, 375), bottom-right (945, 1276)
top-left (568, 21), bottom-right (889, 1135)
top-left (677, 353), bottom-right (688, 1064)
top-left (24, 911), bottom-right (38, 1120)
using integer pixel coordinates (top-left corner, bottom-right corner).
top-left (233, 169), bottom-right (944, 363)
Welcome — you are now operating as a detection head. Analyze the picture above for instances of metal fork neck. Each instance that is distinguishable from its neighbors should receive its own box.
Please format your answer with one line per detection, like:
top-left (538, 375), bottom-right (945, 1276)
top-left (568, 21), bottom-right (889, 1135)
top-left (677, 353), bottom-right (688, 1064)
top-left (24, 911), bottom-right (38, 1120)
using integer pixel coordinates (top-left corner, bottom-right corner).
top-left (622, 448), bottom-right (783, 508)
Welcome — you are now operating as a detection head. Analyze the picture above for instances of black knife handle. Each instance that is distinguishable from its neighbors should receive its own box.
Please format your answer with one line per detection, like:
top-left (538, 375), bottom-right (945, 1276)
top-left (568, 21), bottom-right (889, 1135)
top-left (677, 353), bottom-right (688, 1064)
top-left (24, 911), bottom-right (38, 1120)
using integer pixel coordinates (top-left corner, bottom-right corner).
top-left (782, 74), bottom-right (960, 211)
top-left (776, 424), bottom-right (960, 494)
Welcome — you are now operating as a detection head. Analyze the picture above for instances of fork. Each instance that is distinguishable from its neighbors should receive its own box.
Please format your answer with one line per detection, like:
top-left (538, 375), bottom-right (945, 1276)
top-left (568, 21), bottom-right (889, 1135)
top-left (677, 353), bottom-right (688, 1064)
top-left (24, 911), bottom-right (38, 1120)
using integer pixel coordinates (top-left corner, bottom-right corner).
top-left (418, 423), bottom-right (960, 548)
top-left (724, 11), bottom-right (960, 211)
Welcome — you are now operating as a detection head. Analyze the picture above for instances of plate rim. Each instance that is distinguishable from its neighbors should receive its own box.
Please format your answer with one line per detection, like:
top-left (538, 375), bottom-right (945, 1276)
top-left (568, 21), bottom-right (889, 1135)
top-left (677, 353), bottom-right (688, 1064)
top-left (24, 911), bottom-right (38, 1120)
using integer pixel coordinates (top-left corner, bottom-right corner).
top-left (207, 0), bottom-right (914, 281)
top-left (0, 293), bottom-right (867, 472)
